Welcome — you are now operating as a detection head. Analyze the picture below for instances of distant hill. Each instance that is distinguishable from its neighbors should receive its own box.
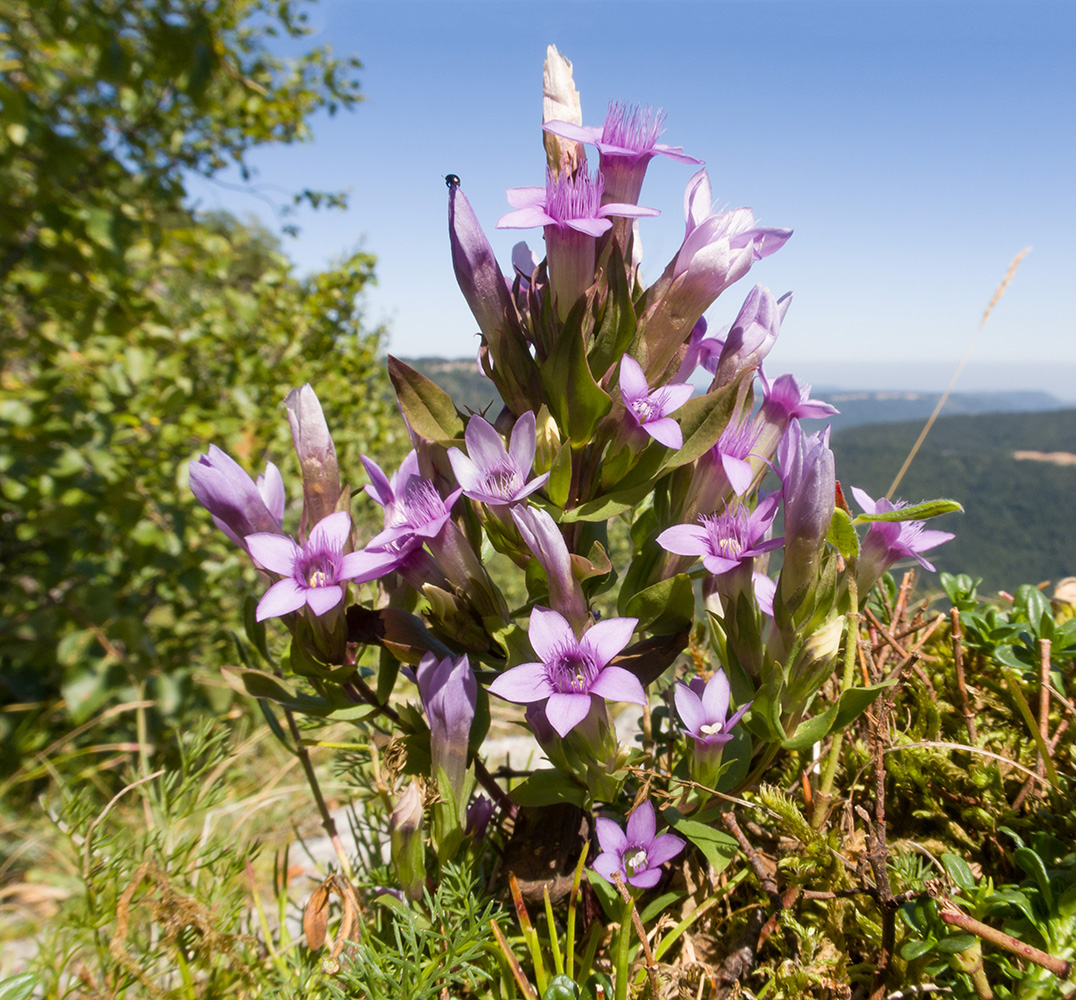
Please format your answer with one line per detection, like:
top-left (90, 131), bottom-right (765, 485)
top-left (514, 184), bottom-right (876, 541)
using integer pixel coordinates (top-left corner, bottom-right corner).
top-left (830, 409), bottom-right (1076, 595)
top-left (396, 357), bottom-right (1075, 594)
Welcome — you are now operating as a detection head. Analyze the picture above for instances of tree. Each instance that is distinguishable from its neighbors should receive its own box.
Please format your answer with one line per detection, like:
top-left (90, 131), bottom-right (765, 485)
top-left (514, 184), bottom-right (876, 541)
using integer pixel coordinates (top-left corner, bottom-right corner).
top-left (0, 0), bottom-right (402, 769)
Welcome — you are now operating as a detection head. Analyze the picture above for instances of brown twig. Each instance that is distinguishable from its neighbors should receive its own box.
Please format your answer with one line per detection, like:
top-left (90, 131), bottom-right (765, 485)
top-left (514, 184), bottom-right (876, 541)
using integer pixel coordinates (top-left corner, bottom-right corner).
top-left (722, 812), bottom-right (779, 901)
top-left (611, 871), bottom-right (660, 999)
top-left (937, 895), bottom-right (1072, 980)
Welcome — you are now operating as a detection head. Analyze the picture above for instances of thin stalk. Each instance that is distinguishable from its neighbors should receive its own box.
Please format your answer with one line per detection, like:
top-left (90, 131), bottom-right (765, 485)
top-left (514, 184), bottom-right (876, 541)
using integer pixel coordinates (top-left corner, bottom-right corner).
top-left (812, 578), bottom-right (859, 829)
top-left (614, 894), bottom-right (635, 1000)
top-left (543, 886), bottom-right (564, 976)
top-left (280, 702), bottom-right (354, 882)
top-left (565, 842), bottom-right (589, 980)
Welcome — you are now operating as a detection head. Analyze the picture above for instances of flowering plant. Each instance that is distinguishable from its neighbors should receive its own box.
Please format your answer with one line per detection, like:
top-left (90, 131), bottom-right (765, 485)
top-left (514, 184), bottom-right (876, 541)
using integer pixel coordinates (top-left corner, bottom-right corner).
top-left (190, 46), bottom-right (960, 993)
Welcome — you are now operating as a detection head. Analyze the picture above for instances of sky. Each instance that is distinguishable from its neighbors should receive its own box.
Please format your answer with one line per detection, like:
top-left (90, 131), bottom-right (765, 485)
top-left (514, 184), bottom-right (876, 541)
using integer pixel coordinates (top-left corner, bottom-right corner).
top-left (186, 0), bottom-right (1076, 398)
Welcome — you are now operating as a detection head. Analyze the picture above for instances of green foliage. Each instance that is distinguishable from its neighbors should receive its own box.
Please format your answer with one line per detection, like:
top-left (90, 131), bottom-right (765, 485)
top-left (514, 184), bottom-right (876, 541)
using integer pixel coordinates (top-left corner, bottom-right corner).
top-left (0, 0), bottom-right (404, 774)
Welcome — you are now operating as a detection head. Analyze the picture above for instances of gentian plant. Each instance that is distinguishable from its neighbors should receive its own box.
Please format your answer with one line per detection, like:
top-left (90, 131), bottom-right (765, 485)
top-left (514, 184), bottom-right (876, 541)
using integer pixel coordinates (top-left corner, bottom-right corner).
top-left (190, 47), bottom-right (961, 995)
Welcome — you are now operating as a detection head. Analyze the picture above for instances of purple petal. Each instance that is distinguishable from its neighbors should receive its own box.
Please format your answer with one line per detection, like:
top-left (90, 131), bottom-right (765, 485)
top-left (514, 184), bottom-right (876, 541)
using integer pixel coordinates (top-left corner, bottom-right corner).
top-left (507, 411), bottom-right (537, 473)
top-left (753, 572), bottom-right (776, 616)
top-left (660, 383), bottom-right (695, 414)
top-left (644, 418), bottom-right (683, 450)
top-left (619, 356), bottom-right (648, 403)
top-left (309, 510), bottom-right (351, 551)
top-left (256, 579), bottom-right (307, 621)
top-left (850, 486), bottom-right (879, 515)
top-left (721, 454), bottom-right (754, 496)
top-left (542, 120), bottom-right (603, 145)
top-left (362, 455), bottom-right (394, 507)
top-left (626, 868), bottom-right (662, 889)
top-left (589, 666), bottom-right (647, 705)
top-left (701, 553), bottom-right (742, 575)
top-left (725, 702), bottom-right (752, 732)
top-left (505, 186), bottom-right (547, 209)
top-left (592, 852), bottom-right (624, 884)
top-left (701, 671), bottom-right (731, 723)
top-left (305, 584), bottom-right (344, 617)
top-left (598, 202), bottom-right (661, 220)
top-left (257, 462), bottom-right (285, 522)
top-left (527, 607), bottom-right (575, 664)
top-left (656, 524), bottom-right (710, 557)
top-left (544, 692), bottom-right (593, 737)
top-left (246, 533), bottom-right (300, 576)
top-left (626, 800), bottom-right (656, 845)
top-left (465, 415), bottom-right (508, 469)
top-left (914, 528), bottom-right (956, 552)
top-left (565, 217), bottom-right (611, 238)
top-left (488, 662), bottom-right (554, 704)
top-left (674, 683), bottom-right (705, 735)
top-left (498, 206), bottom-right (556, 229)
top-left (447, 447), bottom-right (483, 493)
top-left (647, 833), bottom-right (686, 867)
top-left (583, 617), bottom-right (638, 667)
top-left (594, 816), bottom-right (628, 855)
top-left (339, 548), bottom-right (398, 584)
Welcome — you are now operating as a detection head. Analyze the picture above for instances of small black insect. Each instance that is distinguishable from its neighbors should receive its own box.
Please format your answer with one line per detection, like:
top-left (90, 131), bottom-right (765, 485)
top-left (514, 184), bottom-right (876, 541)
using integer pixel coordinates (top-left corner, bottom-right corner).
top-left (444, 173), bottom-right (461, 189)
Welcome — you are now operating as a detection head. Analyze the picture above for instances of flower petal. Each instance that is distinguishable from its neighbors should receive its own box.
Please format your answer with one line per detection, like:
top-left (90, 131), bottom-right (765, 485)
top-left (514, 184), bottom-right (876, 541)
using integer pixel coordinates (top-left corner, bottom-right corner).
top-left (544, 692), bottom-right (593, 736)
top-left (618, 356), bottom-right (648, 402)
top-left (447, 447), bottom-right (483, 493)
top-left (246, 533), bottom-right (301, 576)
top-left (701, 670), bottom-right (731, 724)
top-left (592, 851), bottom-right (624, 884)
top-left (309, 510), bottom-right (351, 551)
top-left (464, 415), bottom-right (509, 470)
top-left (527, 606), bottom-right (575, 664)
top-left (721, 454), bottom-right (755, 497)
top-left (595, 816), bottom-right (628, 855)
top-left (647, 833), bottom-right (686, 867)
top-left (339, 548), bottom-right (398, 584)
top-left (643, 417), bottom-right (683, 450)
top-left (581, 617), bottom-right (638, 667)
top-left (626, 800), bottom-right (656, 845)
top-left (488, 662), bottom-right (553, 704)
top-left (305, 584), bottom-right (344, 617)
top-left (626, 868), bottom-right (662, 889)
top-left (589, 666), bottom-right (647, 705)
top-left (656, 524), bottom-right (710, 557)
top-left (507, 410), bottom-right (538, 473)
top-left (674, 683), bottom-right (705, 735)
top-left (256, 579), bottom-right (306, 621)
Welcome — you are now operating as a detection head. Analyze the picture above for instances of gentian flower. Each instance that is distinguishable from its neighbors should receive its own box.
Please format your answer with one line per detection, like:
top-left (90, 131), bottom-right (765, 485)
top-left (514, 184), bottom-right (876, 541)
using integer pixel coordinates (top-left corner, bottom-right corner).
top-left (285, 384), bottom-right (340, 526)
top-left (674, 669), bottom-right (752, 789)
top-left (544, 101), bottom-right (703, 205)
top-left (511, 505), bottom-right (588, 631)
top-left (619, 356), bottom-right (693, 450)
top-left (852, 487), bottom-right (955, 594)
top-left (592, 800), bottom-right (685, 890)
top-left (246, 511), bottom-right (394, 621)
top-left (189, 445), bottom-right (284, 551)
top-left (674, 669), bottom-right (751, 750)
top-left (488, 607), bottom-right (644, 737)
top-left (414, 651), bottom-right (477, 800)
top-left (498, 167), bottom-right (658, 319)
top-left (712, 416), bottom-right (763, 497)
top-left (447, 411), bottom-right (549, 506)
top-left (709, 285), bottom-right (791, 389)
top-left (657, 494), bottom-right (783, 576)
top-left (748, 373), bottom-right (839, 472)
top-left (777, 423), bottom-right (836, 605)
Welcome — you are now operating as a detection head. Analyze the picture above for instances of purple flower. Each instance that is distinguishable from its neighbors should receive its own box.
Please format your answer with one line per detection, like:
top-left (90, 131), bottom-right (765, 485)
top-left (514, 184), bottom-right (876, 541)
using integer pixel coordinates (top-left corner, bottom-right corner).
top-left (447, 411), bottom-right (549, 506)
top-left (498, 168), bottom-right (658, 318)
top-left (709, 285), bottom-right (791, 389)
top-left (592, 800), bottom-right (685, 890)
top-left (246, 511), bottom-right (394, 621)
top-left (712, 416), bottom-right (763, 497)
top-left (760, 373), bottom-right (839, 424)
top-left (285, 384), bottom-right (340, 526)
top-left (619, 356), bottom-right (693, 450)
top-left (777, 423), bottom-right (836, 604)
top-left (657, 494), bottom-right (783, 576)
top-left (189, 445), bottom-right (285, 551)
top-left (465, 796), bottom-right (496, 841)
top-left (511, 506), bottom-right (588, 631)
top-left (852, 487), bottom-right (955, 593)
top-left (544, 102), bottom-right (703, 205)
top-left (415, 651), bottom-right (477, 798)
top-left (488, 607), bottom-right (645, 737)
top-left (674, 669), bottom-right (751, 750)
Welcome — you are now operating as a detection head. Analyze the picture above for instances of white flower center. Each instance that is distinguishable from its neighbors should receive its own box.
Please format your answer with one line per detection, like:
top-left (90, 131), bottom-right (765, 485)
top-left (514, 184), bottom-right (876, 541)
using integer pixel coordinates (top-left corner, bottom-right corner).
top-left (624, 847), bottom-right (649, 875)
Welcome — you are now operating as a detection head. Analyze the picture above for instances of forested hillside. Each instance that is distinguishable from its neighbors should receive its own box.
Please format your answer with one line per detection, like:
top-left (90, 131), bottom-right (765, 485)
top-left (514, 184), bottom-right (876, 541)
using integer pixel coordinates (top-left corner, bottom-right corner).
top-left (830, 409), bottom-right (1076, 594)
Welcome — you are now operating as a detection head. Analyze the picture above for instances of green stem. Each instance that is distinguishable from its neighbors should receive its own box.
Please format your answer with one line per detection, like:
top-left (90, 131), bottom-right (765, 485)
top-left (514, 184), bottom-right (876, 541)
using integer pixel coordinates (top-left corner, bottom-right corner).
top-left (812, 577), bottom-right (859, 829)
top-left (614, 895), bottom-right (635, 1000)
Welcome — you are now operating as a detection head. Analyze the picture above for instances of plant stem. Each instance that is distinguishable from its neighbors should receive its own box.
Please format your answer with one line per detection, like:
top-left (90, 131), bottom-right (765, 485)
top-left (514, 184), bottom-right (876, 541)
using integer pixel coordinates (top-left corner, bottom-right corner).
top-left (812, 578), bottom-right (859, 828)
top-left (614, 894), bottom-right (635, 1000)
top-left (280, 702), bottom-right (354, 882)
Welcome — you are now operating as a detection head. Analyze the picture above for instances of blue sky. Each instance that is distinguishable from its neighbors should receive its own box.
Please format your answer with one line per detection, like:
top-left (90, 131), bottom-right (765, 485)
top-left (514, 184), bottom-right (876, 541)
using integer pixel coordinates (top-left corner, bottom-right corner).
top-left (187, 0), bottom-right (1076, 397)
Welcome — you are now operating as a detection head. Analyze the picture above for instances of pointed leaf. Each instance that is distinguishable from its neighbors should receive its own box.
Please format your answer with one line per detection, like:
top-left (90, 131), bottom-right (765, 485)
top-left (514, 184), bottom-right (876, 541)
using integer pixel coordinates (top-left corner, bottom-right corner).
top-left (387, 355), bottom-right (464, 442)
top-left (853, 498), bottom-right (962, 524)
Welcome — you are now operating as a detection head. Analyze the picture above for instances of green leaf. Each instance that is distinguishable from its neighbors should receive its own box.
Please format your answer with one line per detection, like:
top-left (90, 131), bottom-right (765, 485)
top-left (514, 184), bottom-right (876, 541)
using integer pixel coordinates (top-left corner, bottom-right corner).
top-left (900, 938), bottom-right (935, 961)
top-left (826, 507), bottom-right (860, 559)
top-left (509, 770), bottom-right (586, 808)
top-left (587, 241), bottom-right (636, 380)
top-left (934, 933), bottom-right (978, 954)
top-left (0, 973), bottom-right (37, 1000)
top-left (941, 853), bottom-right (976, 893)
top-left (664, 811), bottom-right (738, 873)
top-left (387, 355), bottom-right (464, 441)
top-left (220, 665), bottom-right (374, 720)
top-left (547, 440), bottom-right (573, 508)
top-left (664, 372), bottom-right (746, 469)
top-left (625, 573), bottom-right (695, 635)
top-left (852, 498), bottom-right (962, 524)
top-left (539, 311), bottom-right (611, 447)
top-left (1014, 847), bottom-right (1054, 912)
top-left (780, 681), bottom-right (893, 751)
top-left (542, 975), bottom-right (581, 1000)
